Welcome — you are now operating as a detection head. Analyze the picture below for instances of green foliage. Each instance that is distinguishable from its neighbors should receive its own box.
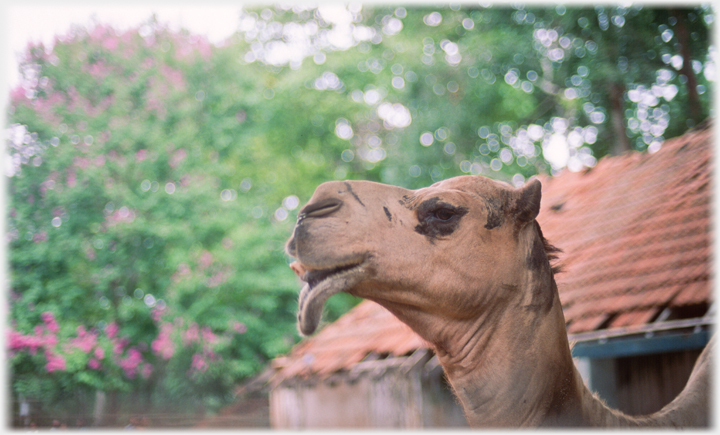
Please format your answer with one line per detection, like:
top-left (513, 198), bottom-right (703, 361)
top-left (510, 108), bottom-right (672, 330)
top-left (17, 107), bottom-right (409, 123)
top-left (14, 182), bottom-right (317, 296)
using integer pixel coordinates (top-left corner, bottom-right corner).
top-left (6, 4), bottom-right (713, 422)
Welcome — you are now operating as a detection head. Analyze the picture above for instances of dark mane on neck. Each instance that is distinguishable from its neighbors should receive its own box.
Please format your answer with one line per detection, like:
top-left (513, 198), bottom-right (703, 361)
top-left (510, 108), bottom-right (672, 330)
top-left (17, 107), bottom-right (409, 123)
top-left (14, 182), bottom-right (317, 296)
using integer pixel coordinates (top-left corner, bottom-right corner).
top-left (533, 220), bottom-right (563, 275)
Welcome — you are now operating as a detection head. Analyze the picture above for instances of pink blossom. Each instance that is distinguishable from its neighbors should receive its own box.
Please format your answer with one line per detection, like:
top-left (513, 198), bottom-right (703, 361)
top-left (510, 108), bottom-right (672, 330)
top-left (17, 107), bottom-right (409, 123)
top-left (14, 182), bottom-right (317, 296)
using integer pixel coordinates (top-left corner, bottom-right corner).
top-left (171, 263), bottom-right (191, 283)
top-left (204, 349), bottom-right (218, 362)
top-left (113, 337), bottom-right (129, 356)
top-left (102, 36), bottom-right (119, 51)
top-left (68, 327), bottom-right (97, 353)
top-left (123, 48), bottom-right (135, 60)
top-left (8, 330), bottom-right (21, 348)
top-left (169, 148), bottom-right (186, 169)
top-left (88, 358), bottom-right (101, 370)
top-left (90, 24), bottom-right (108, 41)
top-left (183, 323), bottom-right (199, 345)
top-left (151, 323), bottom-right (175, 360)
top-left (91, 25), bottom-right (119, 51)
top-left (199, 251), bottom-right (213, 271)
top-left (8, 330), bottom-right (41, 353)
top-left (230, 321), bottom-right (247, 334)
top-left (41, 312), bottom-right (59, 333)
top-left (85, 62), bottom-right (111, 79)
top-left (118, 347), bottom-right (143, 379)
top-left (42, 332), bottom-right (58, 348)
top-left (10, 85), bottom-right (27, 103)
top-left (86, 94), bottom-right (115, 117)
top-left (194, 36), bottom-right (212, 61)
top-left (191, 353), bottom-right (208, 373)
top-left (32, 91), bottom-right (64, 124)
top-left (141, 57), bottom-right (154, 70)
top-left (94, 346), bottom-right (105, 360)
top-left (45, 351), bottom-right (66, 373)
top-left (179, 174), bottom-right (193, 187)
top-left (160, 65), bottom-right (185, 88)
top-left (73, 156), bottom-right (90, 169)
top-left (135, 149), bottom-right (148, 162)
top-left (207, 269), bottom-right (230, 288)
top-left (65, 85), bottom-right (88, 114)
top-left (151, 305), bottom-right (166, 323)
top-left (105, 322), bottom-right (119, 338)
top-left (67, 170), bottom-right (77, 188)
top-left (107, 150), bottom-right (124, 165)
top-left (201, 326), bottom-right (216, 344)
top-left (141, 363), bottom-right (153, 379)
top-left (106, 207), bottom-right (135, 226)
top-left (32, 231), bottom-right (48, 243)
top-left (120, 29), bottom-right (134, 45)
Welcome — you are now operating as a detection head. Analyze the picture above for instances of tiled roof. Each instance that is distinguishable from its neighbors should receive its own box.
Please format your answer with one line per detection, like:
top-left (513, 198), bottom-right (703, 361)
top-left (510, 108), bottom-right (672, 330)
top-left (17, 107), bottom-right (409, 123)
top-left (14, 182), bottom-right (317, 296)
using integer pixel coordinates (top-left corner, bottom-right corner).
top-left (272, 122), bottom-right (712, 384)
top-left (539, 121), bottom-right (712, 333)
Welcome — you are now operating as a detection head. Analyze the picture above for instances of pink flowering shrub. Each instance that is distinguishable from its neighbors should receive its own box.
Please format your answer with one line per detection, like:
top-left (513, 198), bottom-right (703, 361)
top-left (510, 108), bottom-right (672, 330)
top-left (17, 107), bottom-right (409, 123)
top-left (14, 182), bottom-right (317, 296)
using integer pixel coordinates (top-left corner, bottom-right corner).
top-left (7, 16), bottom-right (306, 415)
top-left (151, 318), bottom-right (223, 378)
top-left (9, 311), bottom-right (152, 384)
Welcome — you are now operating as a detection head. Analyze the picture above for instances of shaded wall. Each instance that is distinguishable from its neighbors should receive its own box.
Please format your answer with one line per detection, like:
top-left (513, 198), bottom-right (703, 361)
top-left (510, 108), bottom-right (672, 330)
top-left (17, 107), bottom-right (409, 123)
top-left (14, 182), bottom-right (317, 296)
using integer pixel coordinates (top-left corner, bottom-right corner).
top-left (587, 349), bottom-right (703, 415)
top-left (270, 364), bottom-right (466, 428)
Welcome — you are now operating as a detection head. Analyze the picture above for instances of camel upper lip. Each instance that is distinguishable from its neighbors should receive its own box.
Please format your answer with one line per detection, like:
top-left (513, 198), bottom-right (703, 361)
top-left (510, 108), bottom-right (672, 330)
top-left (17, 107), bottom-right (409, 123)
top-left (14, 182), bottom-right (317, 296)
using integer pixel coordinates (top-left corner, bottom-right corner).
top-left (302, 261), bottom-right (364, 289)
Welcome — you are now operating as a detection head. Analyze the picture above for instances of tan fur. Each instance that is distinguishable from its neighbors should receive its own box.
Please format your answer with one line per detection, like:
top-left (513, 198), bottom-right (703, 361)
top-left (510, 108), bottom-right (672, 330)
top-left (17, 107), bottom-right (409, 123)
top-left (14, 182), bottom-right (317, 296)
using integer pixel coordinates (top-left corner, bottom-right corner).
top-left (286, 175), bottom-right (712, 427)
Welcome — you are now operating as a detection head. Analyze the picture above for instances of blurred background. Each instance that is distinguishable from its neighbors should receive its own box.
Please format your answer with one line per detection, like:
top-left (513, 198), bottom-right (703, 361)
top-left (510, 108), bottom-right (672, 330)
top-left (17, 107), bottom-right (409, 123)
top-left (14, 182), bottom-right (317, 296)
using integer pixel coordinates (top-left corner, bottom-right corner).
top-left (4, 2), bottom-right (714, 428)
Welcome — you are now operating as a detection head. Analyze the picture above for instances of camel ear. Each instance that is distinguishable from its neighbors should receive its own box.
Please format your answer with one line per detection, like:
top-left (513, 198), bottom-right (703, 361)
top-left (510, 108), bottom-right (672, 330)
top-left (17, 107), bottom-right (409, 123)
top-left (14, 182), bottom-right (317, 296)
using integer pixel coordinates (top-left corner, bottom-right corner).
top-left (514, 178), bottom-right (542, 224)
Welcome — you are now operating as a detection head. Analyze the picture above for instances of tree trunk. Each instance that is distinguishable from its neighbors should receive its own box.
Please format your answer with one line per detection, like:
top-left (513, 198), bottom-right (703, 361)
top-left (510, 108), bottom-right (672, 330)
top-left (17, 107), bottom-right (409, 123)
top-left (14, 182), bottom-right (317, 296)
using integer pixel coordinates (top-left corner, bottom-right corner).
top-left (672, 9), bottom-right (701, 122)
top-left (93, 390), bottom-right (120, 427)
top-left (93, 390), bottom-right (105, 427)
top-left (609, 82), bottom-right (631, 155)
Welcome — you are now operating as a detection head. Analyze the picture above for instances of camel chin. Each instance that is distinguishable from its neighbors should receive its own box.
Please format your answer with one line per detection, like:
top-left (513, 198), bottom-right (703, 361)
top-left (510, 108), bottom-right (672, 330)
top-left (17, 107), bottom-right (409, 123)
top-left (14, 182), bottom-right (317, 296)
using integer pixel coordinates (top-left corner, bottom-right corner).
top-left (295, 262), bottom-right (366, 336)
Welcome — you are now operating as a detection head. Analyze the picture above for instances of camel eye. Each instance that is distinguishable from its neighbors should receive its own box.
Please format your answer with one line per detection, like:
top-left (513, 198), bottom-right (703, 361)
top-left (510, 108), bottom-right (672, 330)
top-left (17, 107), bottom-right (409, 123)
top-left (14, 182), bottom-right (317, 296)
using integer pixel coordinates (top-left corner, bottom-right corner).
top-left (414, 197), bottom-right (468, 240)
top-left (433, 208), bottom-right (455, 221)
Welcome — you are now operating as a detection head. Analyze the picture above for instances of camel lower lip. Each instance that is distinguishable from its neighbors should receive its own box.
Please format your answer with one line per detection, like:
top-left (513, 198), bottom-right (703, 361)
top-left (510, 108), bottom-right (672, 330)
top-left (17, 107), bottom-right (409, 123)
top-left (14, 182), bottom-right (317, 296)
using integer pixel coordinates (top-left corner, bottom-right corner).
top-left (296, 261), bottom-right (366, 336)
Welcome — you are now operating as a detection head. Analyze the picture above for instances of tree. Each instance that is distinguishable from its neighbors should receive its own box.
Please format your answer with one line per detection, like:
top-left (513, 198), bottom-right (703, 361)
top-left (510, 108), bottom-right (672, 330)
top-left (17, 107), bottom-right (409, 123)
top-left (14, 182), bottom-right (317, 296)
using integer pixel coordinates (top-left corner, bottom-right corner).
top-left (6, 20), bottom-right (357, 423)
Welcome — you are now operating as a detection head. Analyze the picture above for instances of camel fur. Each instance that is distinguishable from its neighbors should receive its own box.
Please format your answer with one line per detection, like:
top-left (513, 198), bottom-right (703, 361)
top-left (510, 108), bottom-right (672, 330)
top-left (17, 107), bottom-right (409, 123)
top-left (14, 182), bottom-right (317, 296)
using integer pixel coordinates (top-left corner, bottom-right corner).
top-left (285, 175), bottom-right (712, 428)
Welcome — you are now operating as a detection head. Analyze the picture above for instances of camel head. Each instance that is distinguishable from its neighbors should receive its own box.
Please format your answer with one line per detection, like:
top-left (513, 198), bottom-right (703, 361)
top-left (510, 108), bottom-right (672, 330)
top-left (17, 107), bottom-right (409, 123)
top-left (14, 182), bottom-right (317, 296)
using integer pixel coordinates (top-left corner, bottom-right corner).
top-left (286, 175), bottom-right (558, 343)
top-left (285, 174), bottom-right (713, 429)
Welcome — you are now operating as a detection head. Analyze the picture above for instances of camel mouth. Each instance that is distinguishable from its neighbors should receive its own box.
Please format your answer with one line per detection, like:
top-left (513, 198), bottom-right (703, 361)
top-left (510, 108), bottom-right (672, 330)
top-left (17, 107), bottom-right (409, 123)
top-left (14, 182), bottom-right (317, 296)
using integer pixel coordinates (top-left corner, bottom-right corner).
top-left (295, 260), bottom-right (366, 336)
top-left (303, 262), bottom-right (362, 290)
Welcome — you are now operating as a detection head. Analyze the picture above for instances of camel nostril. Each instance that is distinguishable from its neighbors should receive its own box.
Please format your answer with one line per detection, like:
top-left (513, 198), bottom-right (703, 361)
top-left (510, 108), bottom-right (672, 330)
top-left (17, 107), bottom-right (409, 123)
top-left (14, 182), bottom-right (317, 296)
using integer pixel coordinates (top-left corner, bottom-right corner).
top-left (299, 198), bottom-right (343, 220)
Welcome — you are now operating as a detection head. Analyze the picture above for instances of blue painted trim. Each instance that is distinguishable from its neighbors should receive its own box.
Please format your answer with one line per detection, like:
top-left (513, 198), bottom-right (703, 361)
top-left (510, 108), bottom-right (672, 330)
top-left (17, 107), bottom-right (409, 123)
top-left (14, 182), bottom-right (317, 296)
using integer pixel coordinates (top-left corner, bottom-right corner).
top-left (571, 330), bottom-right (711, 359)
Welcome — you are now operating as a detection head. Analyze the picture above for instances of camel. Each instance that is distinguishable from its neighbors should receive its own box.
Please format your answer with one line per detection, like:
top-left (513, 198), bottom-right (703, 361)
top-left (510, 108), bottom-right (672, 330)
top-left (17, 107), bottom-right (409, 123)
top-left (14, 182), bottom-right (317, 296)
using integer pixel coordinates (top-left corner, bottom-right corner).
top-left (285, 175), bottom-right (712, 427)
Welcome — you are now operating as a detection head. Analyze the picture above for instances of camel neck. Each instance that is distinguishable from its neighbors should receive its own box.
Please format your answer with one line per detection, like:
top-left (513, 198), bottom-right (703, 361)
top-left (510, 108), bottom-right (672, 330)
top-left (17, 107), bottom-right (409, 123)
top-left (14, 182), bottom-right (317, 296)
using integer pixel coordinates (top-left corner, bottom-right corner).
top-left (433, 287), bottom-right (588, 427)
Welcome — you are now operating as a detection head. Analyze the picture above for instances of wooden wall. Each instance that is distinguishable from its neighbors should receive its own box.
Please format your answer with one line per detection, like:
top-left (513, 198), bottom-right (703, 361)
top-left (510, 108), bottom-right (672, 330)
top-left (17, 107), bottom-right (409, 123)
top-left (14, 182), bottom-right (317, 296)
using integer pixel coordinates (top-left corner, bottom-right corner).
top-left (615, 349), bottom-right (703, 415)
top-left (586, 349), bottom-right (703, 416)
top-left (270, 364), bottom-right (466, 428)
